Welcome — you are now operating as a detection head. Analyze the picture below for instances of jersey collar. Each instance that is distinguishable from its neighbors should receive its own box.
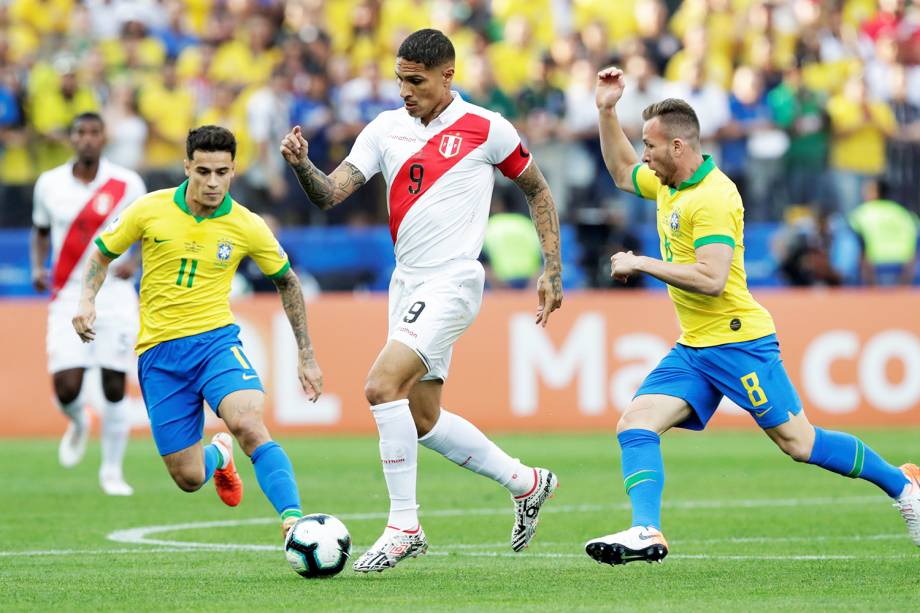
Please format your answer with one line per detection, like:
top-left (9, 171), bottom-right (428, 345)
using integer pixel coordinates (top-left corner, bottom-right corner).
top-left (172, 180), bottom-right (232, 222)
top-left (672, 154), bottom-right (715, 193)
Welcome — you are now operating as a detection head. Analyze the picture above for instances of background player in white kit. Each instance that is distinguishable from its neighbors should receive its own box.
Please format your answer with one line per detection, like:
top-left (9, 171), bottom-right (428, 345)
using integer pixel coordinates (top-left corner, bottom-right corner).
top-left (31, 112), bottom-right (146, 496)
top-left (281, 29), bottom-right (564, 573)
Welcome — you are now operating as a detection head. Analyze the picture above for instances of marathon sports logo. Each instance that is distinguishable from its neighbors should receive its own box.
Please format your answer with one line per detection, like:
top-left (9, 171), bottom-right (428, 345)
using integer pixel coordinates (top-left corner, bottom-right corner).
top-left (397, 326), bottom-right (418, 338)
top-left (382, 458), bottom-right (406, 464)
top-left (439, 133), bottom-right (463, 158)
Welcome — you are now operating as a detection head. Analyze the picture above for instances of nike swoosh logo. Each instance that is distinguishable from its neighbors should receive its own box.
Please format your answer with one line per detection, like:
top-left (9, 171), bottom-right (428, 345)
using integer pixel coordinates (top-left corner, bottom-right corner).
top-left (518, 144), bottom-right (530, 158)
top-left (754, 407), bottom-right (772, 418)
top-left (637, 532), bottom-right (657, 541)
top-left (242, 374), bottom-right (259, 380)
top-left (153, 238), bottom-right (170, 243)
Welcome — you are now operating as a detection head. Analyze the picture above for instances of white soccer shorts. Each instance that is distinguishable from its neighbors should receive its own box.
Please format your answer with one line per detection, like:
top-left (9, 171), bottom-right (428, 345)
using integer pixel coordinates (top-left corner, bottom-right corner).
top-left (387, 259), bottom-right (485, 382)
top-left (46, 286), bottom-right (139, 374)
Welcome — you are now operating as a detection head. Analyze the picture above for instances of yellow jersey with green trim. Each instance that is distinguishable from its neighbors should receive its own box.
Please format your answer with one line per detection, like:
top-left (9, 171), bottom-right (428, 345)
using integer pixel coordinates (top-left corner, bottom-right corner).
top-left (632, 155), bottom-right (775, 347)
top-left (95, 181), bottom-right (290, 354)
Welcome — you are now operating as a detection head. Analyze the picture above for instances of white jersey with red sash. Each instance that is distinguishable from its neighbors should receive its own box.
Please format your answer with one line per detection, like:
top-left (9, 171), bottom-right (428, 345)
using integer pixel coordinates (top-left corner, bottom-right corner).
top-left (344, 91), bottom-right (531, 269)
top-left (33, 158), bottom-right (147, 307)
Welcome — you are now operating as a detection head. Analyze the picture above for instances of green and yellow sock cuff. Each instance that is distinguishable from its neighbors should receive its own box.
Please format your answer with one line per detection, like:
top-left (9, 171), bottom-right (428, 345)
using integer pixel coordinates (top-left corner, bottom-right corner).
top-left (281, 509), bottom-right (304, 522)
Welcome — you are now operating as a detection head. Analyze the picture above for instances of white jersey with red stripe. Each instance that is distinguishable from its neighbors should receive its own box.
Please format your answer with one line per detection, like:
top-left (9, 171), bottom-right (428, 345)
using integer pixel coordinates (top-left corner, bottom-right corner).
top-left (344, 91), bottom-right (531, 269)
top-left (32, 158), bottom-right (147, 307)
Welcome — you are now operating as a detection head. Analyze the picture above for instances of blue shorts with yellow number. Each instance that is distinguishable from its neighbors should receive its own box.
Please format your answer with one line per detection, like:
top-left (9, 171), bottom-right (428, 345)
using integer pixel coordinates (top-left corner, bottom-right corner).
top-left (635, 334), bottom-right (802, 430)
top-left (138, 324), bottom-right (263, 456)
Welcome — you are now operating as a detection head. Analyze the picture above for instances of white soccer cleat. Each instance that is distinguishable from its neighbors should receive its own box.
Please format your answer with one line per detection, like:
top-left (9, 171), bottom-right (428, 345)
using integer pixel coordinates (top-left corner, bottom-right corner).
top-left (99, 467), bottom-right (134, 496)
top-left (352, 525), bottom-right (428, 573)
top-left (894, 463), bottom-right (920, 546)
top-left (58, 416), bottom-right (89, 468)
top-left (511, 467), bottom-right (558, 552)
top-left (585, 526), bottom-right (669, 566)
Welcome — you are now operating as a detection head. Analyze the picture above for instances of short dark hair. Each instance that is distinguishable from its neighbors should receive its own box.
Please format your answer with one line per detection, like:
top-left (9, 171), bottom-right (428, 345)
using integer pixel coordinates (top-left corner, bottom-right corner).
top-left (397, 29), bottom-right (455, 68)
top-left (186, 125), bottom-right (236, 160)
top-left (70, 112), bottom-right (104, 133)
top-left (642, 98), bottom-right (701, 147)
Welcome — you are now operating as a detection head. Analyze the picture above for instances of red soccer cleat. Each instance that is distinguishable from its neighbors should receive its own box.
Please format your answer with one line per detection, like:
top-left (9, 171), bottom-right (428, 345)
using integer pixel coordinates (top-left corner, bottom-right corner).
top-left (211, 432), bottom-right (243, 507)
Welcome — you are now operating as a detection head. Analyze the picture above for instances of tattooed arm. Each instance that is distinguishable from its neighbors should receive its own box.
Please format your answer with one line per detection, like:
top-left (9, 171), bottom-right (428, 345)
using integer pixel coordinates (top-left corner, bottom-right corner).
top-left (72, 249), bottom-right (113, 343)
top-left (512, 161), bottom-right (564, 327)
top-left (280, 126), bottom-right (366, 210)
top-left (272, 267), bottom-right (324, 401)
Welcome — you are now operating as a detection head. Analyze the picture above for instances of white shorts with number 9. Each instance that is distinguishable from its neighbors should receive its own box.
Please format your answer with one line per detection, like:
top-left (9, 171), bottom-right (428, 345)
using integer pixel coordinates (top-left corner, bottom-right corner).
top-left (387, 259), bottom-right (485, 382)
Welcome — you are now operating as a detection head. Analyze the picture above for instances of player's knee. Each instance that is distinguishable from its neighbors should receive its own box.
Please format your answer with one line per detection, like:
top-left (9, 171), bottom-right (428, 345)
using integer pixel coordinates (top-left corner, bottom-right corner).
top-left (171, 468), bottom-right (205, 492)
top-left (101, 371), bottom-right (126, 403)
top-left (228, 418), bottom-right (270, 456)
top-left (616, 401), bottom-right (656, 433)
top-left (53, 371), bottom-right (84, 405)
top-left (778, 437), bottom-right (812, 462)
top-left (364, 377), bottom-right (405, 406)
top-left (54, 382), bottom-right (82, 405)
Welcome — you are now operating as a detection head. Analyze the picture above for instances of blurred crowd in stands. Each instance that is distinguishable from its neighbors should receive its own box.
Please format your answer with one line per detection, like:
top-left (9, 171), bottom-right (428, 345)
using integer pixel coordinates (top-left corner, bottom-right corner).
top-left (1, 0), bottom-right (918, 288)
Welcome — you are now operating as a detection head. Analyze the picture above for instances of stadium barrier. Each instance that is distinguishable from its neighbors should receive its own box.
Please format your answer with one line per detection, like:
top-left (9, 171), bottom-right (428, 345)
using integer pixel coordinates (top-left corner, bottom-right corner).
top-left (1, 289), bottom-right (919, 437)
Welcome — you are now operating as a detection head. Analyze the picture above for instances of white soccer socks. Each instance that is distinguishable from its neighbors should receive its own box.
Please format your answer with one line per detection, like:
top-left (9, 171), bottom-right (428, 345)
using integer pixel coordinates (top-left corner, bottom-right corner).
top-left (419, 409), bottom-right (534, 497)
top-left (57, 396), bottom-right (88, 468)
top-left (371, 399), bottom-right (419, 530)
top-left (100, 398), bottom-right (133, 496)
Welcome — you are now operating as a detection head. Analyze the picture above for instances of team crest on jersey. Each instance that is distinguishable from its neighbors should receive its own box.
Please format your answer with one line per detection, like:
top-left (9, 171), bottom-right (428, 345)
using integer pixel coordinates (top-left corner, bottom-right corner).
top-left (217, 240), bottom-right (233, 262)
top-left (439, 134), bottom-right (463, 158)
top-left (669, 210), bottom-right (680, 234)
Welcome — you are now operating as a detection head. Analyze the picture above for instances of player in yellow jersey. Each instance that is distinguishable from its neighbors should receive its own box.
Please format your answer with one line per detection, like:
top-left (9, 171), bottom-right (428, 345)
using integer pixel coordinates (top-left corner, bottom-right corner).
top-left (583, 68), bottom-right (920, 566)
top-left (72, 126), bottom-right (323, 540)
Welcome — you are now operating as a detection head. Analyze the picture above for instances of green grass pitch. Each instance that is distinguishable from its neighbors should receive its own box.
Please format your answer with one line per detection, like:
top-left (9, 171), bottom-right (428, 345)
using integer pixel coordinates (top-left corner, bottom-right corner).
top-left (1, 429), bottom-right (918, 611)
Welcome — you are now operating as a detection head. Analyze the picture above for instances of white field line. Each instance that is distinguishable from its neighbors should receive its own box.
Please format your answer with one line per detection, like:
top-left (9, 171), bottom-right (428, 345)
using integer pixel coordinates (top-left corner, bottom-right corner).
top-left (106, 494), bottom-right (885, 549)
top-left (1, 494), bottom-right (911, 560)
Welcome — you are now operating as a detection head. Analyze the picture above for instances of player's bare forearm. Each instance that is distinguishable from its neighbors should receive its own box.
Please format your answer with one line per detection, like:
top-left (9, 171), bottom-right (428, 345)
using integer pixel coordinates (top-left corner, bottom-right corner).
top-left (291, 160), bottom-right (365, 211)
top-left (635, 256), bottom-right (727, 296)
top-left (598, 108), bottom-right (640, 193)
top-left (29, 226), bottom-right (51, 270)
top-left (514, 162), bottom-right (564, 326)
top-left (80, 249), bottom-right (113, 304)
top-left (272, 268), bottom-right (315, 357)
top-left (515, 163), bottom-right (562, 276)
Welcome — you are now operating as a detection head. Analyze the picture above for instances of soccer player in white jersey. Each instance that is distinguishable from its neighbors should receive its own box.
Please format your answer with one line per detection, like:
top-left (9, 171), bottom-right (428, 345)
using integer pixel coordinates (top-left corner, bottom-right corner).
top-left (31, 112), bottom-right (147, 496)
top-left (281, 29), bottom-right (565, 572)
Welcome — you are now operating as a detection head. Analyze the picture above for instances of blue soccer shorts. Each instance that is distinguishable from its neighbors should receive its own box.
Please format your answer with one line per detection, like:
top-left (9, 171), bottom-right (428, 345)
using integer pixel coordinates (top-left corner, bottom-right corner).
top-left (635, 334), bottom-right (802, 431)
top-left (138, 324), bottom-right (263, 456)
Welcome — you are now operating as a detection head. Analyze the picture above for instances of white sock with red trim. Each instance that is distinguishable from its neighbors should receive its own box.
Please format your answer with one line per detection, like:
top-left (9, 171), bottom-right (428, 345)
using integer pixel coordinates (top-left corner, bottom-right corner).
top-left (418, 408), bottom-right (534, 497)
top-left (371, 399), bottom-right (419, 530)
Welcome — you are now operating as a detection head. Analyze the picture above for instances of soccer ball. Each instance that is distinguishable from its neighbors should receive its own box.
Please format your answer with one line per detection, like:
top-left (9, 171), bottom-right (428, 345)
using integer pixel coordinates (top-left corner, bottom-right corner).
top-left (283, 513), bottom-right (351, 578)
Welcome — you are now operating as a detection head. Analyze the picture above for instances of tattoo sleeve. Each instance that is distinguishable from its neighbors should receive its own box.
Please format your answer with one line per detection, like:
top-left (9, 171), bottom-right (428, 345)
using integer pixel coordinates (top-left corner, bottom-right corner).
top-left (514, 162), bottom-right (563, 276)
top-left (292, 160), bottom-right (366, 211)
top-left (272, 268), bottom-right (314, 357)
top-left (80, 251), bottom-right (111, 304)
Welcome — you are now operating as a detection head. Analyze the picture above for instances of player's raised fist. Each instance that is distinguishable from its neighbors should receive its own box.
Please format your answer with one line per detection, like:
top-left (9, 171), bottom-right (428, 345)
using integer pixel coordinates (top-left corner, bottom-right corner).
top-left (280, 125), bottom-right (310, 168)
top-left (596, 67), bottom-right (626, 110)
top-left (611, 250), bottom-right (641, 284)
